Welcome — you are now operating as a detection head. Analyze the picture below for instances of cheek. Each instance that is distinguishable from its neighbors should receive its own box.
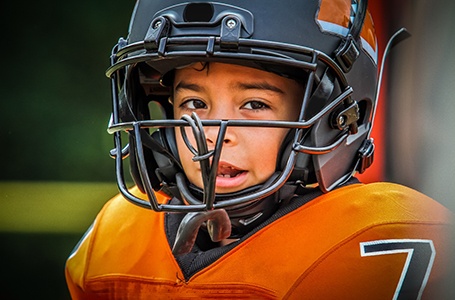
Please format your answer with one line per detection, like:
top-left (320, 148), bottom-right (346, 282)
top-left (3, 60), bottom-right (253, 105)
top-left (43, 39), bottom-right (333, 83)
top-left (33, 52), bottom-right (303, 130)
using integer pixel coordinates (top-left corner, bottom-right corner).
top-left (244, 128), bottom-right (287, 177)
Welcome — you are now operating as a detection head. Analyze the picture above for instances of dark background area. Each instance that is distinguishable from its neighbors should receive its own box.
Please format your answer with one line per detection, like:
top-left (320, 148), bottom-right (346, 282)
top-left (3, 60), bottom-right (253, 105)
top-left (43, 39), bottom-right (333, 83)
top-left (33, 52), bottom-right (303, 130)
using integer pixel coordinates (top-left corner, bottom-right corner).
top-left (1, 1), bottom-right (133, 299)
top-left (1, 0), bottom-right (133, 182)
top-left (0, 233), bottom-right (81, 299)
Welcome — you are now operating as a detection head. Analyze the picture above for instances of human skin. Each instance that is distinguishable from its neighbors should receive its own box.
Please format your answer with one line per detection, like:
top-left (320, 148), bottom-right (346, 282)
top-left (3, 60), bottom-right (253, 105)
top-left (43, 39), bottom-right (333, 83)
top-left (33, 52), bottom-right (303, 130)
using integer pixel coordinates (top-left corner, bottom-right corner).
top-left (172, 62), bottom-right (303, 194)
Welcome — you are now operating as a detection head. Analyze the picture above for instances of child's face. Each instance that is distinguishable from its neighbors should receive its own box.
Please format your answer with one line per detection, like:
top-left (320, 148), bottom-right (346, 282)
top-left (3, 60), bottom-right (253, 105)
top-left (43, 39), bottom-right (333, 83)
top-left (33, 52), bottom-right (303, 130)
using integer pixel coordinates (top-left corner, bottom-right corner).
top-left (173, 62), bottom-right (303, 194)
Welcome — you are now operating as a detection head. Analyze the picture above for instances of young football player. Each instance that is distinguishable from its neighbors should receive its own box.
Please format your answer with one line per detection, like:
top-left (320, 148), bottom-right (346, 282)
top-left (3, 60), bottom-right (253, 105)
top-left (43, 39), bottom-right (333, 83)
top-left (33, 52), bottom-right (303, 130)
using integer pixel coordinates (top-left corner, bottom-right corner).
top-left (66, 0), bottom-right (454, 298)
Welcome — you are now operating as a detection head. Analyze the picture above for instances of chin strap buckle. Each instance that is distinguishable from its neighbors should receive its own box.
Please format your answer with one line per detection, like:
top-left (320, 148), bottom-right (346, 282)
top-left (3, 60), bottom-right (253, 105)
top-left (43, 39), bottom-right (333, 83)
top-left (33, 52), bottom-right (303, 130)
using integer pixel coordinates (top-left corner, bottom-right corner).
top-left (356, 138), bottom-right (375, 174)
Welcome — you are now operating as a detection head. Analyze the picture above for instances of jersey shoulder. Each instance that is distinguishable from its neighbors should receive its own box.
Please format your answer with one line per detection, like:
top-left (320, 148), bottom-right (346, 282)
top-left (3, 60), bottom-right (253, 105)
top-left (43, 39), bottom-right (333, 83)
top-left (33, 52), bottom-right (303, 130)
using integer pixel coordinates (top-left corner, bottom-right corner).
top-left (316, 181), bottom-right (452, 221)
top-left (65, 188), bottom-right (176, 293)
top-left (282, 182), bottom-right (455, 299)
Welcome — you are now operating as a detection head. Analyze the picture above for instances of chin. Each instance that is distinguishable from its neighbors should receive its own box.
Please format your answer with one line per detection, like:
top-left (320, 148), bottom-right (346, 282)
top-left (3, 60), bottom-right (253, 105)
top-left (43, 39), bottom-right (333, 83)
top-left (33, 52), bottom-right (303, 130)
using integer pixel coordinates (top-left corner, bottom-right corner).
top-left (215, 187), bottom-right (243, 195)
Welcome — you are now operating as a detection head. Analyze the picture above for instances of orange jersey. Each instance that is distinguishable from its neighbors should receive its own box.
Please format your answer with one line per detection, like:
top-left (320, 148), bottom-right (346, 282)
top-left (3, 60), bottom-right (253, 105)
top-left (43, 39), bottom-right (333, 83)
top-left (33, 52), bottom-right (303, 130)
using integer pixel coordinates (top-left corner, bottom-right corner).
top-left (66, 182), bottom-right (454, 299)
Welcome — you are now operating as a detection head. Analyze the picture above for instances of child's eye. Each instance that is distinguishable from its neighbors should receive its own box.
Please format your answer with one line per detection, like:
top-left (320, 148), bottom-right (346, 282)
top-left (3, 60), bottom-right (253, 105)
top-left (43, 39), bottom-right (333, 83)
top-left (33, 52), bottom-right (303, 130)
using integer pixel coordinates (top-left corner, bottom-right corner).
top-left (242, 100), bottom-right (270, 110)
top-left (180, 99), bottom-right (207, 110)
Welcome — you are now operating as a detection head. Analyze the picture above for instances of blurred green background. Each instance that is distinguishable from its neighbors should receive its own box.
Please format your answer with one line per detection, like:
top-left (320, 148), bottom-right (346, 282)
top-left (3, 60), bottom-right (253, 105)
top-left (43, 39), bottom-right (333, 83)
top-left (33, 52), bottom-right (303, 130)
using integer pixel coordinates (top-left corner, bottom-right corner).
top-left (1, 0), bottom-right (455, 299)
top-left (1, 0), bottom-right (133, 298)
top-left (1, 1), bottom-right (132, 183)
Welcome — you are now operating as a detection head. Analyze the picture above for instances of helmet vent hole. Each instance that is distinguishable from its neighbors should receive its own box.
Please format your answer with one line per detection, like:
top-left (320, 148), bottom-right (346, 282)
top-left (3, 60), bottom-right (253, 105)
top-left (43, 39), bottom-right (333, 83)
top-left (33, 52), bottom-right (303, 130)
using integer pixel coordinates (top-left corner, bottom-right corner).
top-left (183, 3), bottom-right (214, 23)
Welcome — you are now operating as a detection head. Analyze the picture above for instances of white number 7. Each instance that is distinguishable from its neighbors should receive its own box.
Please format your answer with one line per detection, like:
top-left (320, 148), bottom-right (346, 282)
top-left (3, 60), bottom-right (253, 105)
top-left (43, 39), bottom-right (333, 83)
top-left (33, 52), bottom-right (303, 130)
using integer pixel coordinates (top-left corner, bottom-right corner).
top-left (360, 239), bottom-right (435, 300)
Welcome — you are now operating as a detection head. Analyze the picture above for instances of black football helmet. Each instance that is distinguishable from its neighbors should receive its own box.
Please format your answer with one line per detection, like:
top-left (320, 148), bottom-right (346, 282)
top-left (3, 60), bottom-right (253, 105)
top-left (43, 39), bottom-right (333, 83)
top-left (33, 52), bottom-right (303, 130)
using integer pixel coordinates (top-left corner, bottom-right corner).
top-left (106, 0), bottom-right (382, 251)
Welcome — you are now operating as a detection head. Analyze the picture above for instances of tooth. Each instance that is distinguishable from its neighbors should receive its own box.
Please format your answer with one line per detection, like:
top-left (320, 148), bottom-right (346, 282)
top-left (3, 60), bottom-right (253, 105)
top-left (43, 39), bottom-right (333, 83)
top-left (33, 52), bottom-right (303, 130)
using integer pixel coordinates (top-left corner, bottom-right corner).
top-left (218, 174), bottom-right (231, 178)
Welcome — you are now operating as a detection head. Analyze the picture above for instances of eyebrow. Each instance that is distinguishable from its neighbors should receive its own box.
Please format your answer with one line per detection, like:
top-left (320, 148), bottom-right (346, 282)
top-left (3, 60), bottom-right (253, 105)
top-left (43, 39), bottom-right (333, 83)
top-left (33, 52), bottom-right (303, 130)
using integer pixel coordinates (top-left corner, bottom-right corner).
top-left (235, 82), bottom-right (285, 94)
top-left (174, 81), bottom-right (285, 94)
top-left (174, 82), bottom-right (203, 93)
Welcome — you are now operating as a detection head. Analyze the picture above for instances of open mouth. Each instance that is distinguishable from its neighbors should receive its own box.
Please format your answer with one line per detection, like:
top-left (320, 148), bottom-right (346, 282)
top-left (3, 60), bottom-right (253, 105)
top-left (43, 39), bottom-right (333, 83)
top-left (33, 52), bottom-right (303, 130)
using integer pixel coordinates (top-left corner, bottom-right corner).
top-left (217, 165), bottom-right (245, 178)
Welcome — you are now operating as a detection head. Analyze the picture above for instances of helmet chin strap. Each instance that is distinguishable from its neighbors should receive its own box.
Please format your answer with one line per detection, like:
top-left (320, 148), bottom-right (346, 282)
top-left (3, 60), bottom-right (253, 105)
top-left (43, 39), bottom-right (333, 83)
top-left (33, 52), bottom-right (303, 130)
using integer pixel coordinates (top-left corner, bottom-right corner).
top-left (172, 209), bottom-right (232, 256)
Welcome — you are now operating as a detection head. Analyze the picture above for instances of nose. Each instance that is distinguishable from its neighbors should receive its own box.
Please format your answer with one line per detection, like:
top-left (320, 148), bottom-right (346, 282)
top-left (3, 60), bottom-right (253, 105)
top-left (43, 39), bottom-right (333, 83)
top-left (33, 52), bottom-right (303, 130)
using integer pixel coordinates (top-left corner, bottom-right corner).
top-left (205, 124), bottom-right (235, 146)
top-left (202, 104), bottom-right (238, 146)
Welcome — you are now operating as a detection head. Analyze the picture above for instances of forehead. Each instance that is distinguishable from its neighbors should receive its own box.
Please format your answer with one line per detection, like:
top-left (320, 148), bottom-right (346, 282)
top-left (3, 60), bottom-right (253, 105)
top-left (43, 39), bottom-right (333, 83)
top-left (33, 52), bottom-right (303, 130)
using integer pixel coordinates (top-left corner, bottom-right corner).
top-left (174, 62), bottom-right (273, 77)
top-left (173, 62), bottom-right (303, 91)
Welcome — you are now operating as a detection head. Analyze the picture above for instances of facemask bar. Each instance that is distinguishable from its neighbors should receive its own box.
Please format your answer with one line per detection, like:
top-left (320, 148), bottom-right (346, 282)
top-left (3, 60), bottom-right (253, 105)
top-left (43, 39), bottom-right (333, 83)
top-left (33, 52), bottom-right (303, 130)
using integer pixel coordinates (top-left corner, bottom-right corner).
top-left (178, 112), bottom-right (225, 210)
top-left (107, 33), bottom-right (330, 78)
top-left (108, 86), bottom-right (355, 213)
top-left (106, 16), bottom-right (362, 212)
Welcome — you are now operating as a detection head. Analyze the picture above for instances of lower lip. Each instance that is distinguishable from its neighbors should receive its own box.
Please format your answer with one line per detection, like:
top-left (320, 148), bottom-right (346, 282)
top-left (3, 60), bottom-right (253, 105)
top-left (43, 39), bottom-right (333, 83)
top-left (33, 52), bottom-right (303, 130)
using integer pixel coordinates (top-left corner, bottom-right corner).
top-left (215, 171), bottom-right (248, 189)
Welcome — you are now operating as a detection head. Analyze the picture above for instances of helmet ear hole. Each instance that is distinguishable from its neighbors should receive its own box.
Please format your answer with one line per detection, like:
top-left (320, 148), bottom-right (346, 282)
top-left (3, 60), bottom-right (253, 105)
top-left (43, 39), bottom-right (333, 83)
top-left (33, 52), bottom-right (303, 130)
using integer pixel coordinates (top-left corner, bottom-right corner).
top-left (356, 99), bottom-right (372, 127)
